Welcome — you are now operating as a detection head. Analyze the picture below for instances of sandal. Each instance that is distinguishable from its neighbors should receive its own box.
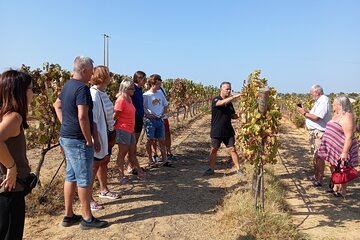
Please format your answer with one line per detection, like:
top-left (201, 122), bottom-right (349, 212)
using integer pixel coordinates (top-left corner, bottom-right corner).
top-left (99, 191), bottom-right (120, 199)
top-left (307, 175), bottom-right (316, 181)
top-left (326, 189), bottom-right (335, 193)
top-left (312, 181), bottom-right (322, 187)
top-left (90, 201), bottom-right (104, 211)
top-left (131, 167), bottom-right (147, 175)
top-left (162, 161), bottom-right (174, 168)
top-left (333, 192), bottom-right (344, 198)
top-left (119, 177), bottom-right (130, 184)
top-left (148, 162), bottom-right (159, 168)
top-left (131, 169), bottom-right (138, 176)
top-left (137, 172), bottom-right (150, 180)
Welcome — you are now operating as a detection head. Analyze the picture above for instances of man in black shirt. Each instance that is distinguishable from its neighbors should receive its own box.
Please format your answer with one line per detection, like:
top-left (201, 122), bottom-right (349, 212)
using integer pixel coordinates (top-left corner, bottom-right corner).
top-left (54, 56), bottom-right (108, 229)
top-left (203, 82), bottom-right (243, 176)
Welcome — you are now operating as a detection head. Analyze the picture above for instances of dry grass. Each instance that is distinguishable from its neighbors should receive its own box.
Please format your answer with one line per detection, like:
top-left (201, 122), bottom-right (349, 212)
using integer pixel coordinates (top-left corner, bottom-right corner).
top-left (25, 176), bottom-right (65, 217)
top-left (217, 165), bottom-right (309, 240)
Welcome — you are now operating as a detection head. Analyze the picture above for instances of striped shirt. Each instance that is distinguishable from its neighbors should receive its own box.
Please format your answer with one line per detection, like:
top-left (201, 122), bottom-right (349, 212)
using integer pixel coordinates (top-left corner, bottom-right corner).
top-left (317, 121), bottom-right (359, 167)
top-left (91, 86), bottom-right (115, 131)
top-left (90, 86), bottom-right (115, 158)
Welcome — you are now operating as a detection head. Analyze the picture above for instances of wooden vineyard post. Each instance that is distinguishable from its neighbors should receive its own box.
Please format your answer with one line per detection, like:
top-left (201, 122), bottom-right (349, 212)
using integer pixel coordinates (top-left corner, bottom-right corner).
top-left (258, 87), bottom-right (269, 116)
top-left (254, 87), bottom-right (269, 210)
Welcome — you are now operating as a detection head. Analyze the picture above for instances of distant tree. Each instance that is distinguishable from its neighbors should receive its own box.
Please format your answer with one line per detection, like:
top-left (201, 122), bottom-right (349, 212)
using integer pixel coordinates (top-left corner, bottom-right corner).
top-left (348, 92), bottom-right (359, 99)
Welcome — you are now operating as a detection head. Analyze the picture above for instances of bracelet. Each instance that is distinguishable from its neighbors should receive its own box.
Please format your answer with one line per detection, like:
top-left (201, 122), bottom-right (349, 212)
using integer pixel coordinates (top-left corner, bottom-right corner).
top-left (303, 112), bottom-right (306, 117)
top-left (7, 162), bottom-right (16, 169)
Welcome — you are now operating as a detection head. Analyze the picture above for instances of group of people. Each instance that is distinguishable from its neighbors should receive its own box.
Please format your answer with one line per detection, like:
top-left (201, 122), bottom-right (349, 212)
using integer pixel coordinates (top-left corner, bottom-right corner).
top-left (0, 58), bottom-right (245, 237)
top-left (0, 56), bottom-right (192, 237)
top-left (52, 56), bottom-right (180, 229)
top-left (297, 84), bottom-right (359, 197)
top-left (1, 57), bottom-right (358, 238)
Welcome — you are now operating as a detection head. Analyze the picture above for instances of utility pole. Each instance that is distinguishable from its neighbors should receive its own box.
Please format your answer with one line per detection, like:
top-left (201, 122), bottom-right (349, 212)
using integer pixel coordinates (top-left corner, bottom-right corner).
top-left (107, 35), bottom-right (109, 67)
top-left (102, 34), bottom-right (110, 67)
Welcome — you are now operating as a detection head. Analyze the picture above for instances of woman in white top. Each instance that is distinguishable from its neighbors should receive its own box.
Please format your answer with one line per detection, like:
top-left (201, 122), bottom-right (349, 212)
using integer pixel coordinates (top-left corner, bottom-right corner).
top-left (89, 66), bottom-right (119, 210)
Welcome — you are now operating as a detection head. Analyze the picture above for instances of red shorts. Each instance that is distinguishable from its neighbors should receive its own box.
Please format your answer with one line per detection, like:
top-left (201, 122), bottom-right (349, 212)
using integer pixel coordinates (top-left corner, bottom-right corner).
top-left (163, 118), bottom-right (170, 134)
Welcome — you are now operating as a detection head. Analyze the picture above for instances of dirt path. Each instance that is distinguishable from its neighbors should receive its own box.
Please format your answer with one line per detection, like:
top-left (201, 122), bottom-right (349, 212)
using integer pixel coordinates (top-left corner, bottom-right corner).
top-left (274, 119), bottom-right (360, 240)
top-left (24, 114), bottom-right (243, 240)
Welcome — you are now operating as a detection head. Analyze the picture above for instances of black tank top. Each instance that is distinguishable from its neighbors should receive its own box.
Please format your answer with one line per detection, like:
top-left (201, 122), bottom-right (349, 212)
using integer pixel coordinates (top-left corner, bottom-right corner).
top-left (0, 128), bottom-right (31, 192)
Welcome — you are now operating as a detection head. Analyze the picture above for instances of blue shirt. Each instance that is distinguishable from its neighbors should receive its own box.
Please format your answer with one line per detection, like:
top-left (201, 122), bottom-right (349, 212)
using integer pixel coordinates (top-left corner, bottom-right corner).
top-left (59, 79), bottom-right (93, 139)
top-left (131, 84), bottom-right (144, 119)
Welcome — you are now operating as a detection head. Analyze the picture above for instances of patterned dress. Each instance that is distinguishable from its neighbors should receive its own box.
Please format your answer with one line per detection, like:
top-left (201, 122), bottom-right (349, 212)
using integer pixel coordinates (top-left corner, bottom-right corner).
top-left (317, 121), bottom-right (359, 167)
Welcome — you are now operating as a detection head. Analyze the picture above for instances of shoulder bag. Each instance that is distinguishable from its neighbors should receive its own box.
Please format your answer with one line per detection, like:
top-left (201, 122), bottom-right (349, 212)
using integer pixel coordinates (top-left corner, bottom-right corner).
top-left (331, 160), bottom-right (359, 184)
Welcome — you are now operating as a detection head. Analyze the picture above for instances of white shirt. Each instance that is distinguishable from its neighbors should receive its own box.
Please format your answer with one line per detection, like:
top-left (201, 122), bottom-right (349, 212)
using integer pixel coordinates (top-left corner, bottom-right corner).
top-left (305, 94), bottom-right (332, 131)
top-left (90, 86), bottom-right (114, 159)
top-left (143, 90), bottom-right (168, 118)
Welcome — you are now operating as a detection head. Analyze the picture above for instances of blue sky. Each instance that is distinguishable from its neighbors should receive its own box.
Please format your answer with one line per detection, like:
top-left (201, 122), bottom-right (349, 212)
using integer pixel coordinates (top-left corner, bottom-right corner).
top-left (1, 0), bottom-right (359, 93)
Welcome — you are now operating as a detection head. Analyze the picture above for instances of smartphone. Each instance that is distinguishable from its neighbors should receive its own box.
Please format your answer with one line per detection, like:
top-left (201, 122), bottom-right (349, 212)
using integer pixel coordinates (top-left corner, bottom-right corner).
top-left (297, 103), bottom-right (302, 108)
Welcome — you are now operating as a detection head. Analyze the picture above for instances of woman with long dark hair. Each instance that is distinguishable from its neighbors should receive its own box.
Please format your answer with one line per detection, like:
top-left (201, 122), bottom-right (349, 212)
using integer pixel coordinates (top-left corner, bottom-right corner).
top-left (0, 70), bottom-right (33, 239)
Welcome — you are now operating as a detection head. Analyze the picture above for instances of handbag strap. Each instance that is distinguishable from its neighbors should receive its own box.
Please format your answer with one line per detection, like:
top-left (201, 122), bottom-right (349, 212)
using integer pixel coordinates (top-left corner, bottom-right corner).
top-left (335, 160), bottom-right (342, 172)
top-left (335, 159), bottom-right (352, 171)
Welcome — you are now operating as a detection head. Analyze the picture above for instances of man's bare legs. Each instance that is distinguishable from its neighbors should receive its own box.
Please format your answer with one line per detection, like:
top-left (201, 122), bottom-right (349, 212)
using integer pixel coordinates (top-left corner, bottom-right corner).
top-left (64, 181), bottom-right (92, 220)
top-left (228, 146), bottom-right (241, 171)
top-left (206, 146), bottom-right (242, 176)
top-left (209, 147), bottom-right (218, 170)
top-left (146, 139), bottom-right (156, 165)
top-left (157, 138), bottom-right (167, 162)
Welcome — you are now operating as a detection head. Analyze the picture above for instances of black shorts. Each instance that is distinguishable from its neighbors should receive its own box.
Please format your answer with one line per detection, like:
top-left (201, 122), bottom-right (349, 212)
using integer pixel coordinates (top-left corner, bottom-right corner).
top-left (211, 136), bottom-right (235, 149)
top-left (134, 116), bottom-right (144, 134)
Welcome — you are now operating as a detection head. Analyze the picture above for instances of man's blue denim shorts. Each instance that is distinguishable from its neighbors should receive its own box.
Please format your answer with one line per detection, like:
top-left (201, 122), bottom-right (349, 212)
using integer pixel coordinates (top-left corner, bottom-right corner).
top-left (59, 137), bottom-right (93, 187)
top-left (144, 118), bottom-right (165, 139)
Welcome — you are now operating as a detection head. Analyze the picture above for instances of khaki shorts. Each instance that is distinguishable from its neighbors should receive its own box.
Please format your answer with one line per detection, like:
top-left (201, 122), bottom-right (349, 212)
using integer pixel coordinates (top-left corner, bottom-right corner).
top-left (309, 129), bottom-right (324, 159)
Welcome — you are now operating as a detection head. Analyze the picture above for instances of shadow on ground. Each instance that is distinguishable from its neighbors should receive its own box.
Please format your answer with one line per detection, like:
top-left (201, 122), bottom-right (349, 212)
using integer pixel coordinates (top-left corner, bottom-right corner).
top-left (277, 122), bottom-right (360, 232)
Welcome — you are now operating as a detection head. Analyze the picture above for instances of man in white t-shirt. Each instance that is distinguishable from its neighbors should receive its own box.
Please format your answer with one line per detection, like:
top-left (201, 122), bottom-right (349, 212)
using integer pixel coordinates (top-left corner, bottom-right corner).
top-left (143, 74), bottom-right (173, 167)
top-left (297, 84), bottom-right (331, 187)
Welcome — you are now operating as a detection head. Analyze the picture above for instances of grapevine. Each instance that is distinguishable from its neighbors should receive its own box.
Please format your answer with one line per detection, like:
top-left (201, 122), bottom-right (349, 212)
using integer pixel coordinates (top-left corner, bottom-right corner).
top-left (21, 63), bottom-right (70, 178)
top-left (236, 70), bottom-right (281, 166)
top-left (235, 70), bottom-right (281, 209)
top-left (354, 98), bottom-right (360, 140)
